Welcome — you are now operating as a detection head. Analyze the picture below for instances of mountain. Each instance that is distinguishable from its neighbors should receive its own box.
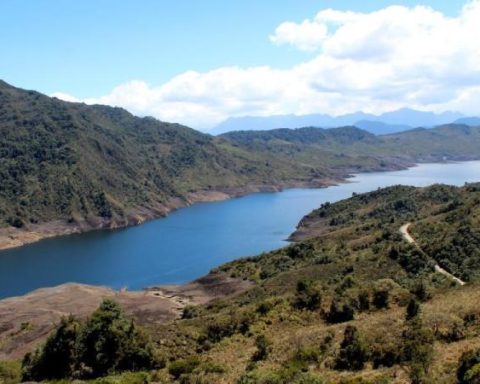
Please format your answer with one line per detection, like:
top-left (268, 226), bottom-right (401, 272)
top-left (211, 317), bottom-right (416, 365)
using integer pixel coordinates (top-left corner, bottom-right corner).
top-left (211, 108), bottom-right (464, 135)
top-left (354, 120), bottom-right (412, 134)
top-left (4, 182), bottom-right (480, 383)
top-left (220, 124), bottom-right (480, 170)
top-left (1, 80), bottom-right (480, 250)
top-left (454, 116), bottom-right (480, 126)
top-left (0, 80), bottom-right (314, 237)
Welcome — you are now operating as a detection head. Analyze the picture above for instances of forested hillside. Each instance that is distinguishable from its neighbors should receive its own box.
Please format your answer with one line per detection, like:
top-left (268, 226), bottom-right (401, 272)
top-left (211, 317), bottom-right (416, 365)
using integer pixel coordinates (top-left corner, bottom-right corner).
top-left (1, 79), bottom-right (480, 242)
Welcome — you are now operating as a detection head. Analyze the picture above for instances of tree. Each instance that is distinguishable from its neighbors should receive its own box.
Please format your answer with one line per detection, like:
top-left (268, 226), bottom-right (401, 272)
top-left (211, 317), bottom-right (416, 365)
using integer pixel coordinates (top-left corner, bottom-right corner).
top-left (458, 349), bottom-right (480, 384)
top-left (373, 289), bottom-right (389, 309)
top-left (76, 299), bottom-right (156, 377)
top-left (326, 300), bottom-right (354, 324)
top-left (335, 326), bottom-right (367, 371)
top-left (22, 316), bottom-right (80, 381)
top-left (21, 299), bottom-right (158, 381)
top-left (293, 279), bottom-right (322, 311)
top-left (252, 335), bottom-right (271, 362)
top-left (406, 298), bottom-right (420, 321)
top-left (402, 317), bottom-right (434, 384)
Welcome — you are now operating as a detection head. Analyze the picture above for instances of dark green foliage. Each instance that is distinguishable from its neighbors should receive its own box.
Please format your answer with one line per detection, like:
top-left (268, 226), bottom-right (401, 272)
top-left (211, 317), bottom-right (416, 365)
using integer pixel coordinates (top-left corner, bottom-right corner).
top-left (293, 279), bottom-right (322, 311)
top-left (458, 349), bottom-right (480, 384)
top-left (22, 316), bottom-right (80, 381)
top-left (402, 318), bottom-right (434, 384)
top-left (21, 299), bottom-right (158, 381)
top-left (411, 281), bottom-right (432, 302)
top-left (357, 290), bottom-right (370, 311)
top-left (182, 305), bottom-right (202, 319)
top-left (168, 357), bottom-right (200, 380)
top-left (326, 301), bottom-right (354, 324)
top-left (335, 326), bottom-right (367, 371)
top-left (406, 298), bottom-right (420, 321)
top-left (371, 342), bottom-right (401, 369)
top-left (372, 289), bottom-right (389, 309)
top-left (252, 335), bottom-right (271, 362)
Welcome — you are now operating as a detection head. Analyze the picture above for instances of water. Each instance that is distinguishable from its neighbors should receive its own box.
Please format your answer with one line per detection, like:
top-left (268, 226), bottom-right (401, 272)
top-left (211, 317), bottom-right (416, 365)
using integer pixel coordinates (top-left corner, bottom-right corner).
top-left (0, 161), bottom-right (479, 299)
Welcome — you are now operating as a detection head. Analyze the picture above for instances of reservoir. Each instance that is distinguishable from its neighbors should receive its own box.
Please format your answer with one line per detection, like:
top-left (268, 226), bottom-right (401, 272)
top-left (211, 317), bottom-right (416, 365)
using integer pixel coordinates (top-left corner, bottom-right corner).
top-left (1, 161), bottom-right (479, 299)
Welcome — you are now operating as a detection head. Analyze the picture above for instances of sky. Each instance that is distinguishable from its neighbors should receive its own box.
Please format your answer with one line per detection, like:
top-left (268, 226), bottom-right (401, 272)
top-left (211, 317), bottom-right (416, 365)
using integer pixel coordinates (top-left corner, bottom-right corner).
top-left (0, 0), bottom-right (477, 130)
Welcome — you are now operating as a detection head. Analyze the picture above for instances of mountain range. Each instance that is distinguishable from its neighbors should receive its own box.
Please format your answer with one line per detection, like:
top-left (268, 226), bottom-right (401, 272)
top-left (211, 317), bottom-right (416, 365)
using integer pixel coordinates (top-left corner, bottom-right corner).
top-left (211, 109), bottom-right (480, 135)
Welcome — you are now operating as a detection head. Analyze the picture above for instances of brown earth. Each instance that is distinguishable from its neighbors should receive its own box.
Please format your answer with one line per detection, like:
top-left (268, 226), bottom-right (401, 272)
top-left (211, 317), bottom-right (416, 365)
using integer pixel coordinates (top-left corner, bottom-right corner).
top-left (0, 273), bottom-right (253, 360)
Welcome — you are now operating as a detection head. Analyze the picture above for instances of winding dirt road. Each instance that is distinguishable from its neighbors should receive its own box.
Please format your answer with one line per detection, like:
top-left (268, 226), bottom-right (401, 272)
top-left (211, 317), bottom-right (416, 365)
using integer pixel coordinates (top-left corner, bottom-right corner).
top-left (399, 223), bottom-right (465, 286)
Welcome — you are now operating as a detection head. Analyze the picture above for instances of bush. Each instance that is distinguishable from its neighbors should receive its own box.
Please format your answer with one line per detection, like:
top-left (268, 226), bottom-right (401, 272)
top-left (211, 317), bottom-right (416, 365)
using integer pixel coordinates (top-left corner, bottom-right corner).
top-left (357, 291), bottom-right (370, 312)
top-left (252, 335), bottom-right (271, 362)
top-left (406, 298), bottom-right (420, 321)
top-left (326, 301), bottom-right (354, 324)
top-left (293, 280), bottom-right (322, 311)
top-left (402, 318), bottom-right (434, 384)
top-left (335, 326), bottom-right (367, 371)
top-left (182, 305), bottom-right (202, 319)
top-left (372, 289), bottom-right (389, 309)
top-left (458, 349), bottom-right (480, 384)
top-left (21, 300), bottom-right (158, 381)
top-left (168, 357), bottom-right (200, 380)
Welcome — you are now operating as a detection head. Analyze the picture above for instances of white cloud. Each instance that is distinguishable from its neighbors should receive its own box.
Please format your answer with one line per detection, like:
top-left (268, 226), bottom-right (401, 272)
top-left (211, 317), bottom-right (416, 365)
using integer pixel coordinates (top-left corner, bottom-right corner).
top-left (53, 1), bottom-right (480, 130)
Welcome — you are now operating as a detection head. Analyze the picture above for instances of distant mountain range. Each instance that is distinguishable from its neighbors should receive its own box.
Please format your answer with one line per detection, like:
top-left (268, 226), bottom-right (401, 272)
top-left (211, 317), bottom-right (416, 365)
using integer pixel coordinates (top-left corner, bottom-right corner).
top-left (211, 109), bottom-right (480, 135)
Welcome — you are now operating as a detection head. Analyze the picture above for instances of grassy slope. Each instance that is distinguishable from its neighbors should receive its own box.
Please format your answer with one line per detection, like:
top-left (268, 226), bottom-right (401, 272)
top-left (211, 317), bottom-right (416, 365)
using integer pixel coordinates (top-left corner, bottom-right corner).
top-left (2, 183), bottom-right (480, 383)
top-left (138, 183), bottom-right (480, 383)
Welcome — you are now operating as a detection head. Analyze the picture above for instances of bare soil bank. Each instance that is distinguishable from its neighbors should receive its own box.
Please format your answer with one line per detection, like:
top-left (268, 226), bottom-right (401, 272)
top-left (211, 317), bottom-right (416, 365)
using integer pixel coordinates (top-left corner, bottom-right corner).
top-left (0, 273), bottom-right (253, 360)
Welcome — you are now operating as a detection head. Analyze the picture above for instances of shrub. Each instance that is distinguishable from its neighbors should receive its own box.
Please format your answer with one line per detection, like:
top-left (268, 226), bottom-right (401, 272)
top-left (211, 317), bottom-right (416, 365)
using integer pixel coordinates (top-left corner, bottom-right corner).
top-left (168, 357), bottom-right (200, 380)
top-left (293, 280), bottom-right (322, 311)
top-left (182, 305), bottom-right (201, 319)
top-left (402, 318), bottom-right (434, 384)
top-left (252, 335), bottom-right (271, 362)
top-left (406, 298), bottom-right (420, 321)
top-left (335, 326), bottom-right (367, 371)
top-left (326, 301), bottom-right (354, 324)
top-left (357, 291), bottom-right (370, 312)
top-left (372, 289), bottom-right (389, 309)
top-left (458, 349), bottom-right (480, 384)
top-left (257, 300), bottom-right (274, 315)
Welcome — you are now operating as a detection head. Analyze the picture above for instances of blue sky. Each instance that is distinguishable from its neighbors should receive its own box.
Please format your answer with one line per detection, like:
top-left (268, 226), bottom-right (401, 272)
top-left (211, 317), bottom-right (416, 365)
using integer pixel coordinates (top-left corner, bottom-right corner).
top-left (0, 0), bottom-right (463, 97)
top-left (0, 1), bottom-right (476, 129)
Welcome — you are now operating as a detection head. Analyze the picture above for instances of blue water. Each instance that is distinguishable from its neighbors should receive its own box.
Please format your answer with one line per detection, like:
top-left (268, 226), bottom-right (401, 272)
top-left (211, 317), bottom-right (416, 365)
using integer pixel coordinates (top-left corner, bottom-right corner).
top-left (0, 161), bottom-right (479, 299)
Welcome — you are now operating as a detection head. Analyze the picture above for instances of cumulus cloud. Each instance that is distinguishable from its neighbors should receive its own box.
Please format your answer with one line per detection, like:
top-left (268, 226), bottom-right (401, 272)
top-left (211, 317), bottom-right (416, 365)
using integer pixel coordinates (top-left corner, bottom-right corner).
top-left (53, 1), bottom-right (480, 130)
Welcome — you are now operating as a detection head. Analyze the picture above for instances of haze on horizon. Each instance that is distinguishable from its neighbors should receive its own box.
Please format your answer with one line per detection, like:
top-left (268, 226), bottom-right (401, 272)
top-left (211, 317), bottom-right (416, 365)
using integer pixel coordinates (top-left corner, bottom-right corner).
top-left (1, 0), bottom-right (479, 130)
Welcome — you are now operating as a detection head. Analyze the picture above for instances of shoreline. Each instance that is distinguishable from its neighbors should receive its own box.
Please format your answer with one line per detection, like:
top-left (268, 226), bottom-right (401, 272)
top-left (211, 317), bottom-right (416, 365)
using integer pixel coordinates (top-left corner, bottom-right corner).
top-left (0, 177), bottom-right (346, 252)
top-left (2, 157), bottom-right (475, 253)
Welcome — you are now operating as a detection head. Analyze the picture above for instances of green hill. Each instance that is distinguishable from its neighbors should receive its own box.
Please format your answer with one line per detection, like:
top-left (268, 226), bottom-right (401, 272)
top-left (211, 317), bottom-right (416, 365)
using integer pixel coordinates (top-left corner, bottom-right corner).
top-left (0, 81), bottom-right (319, 231)
top-left (1, 79), bottom-right (480, 242)
top-left (6, 182), bottom-right (480, 383)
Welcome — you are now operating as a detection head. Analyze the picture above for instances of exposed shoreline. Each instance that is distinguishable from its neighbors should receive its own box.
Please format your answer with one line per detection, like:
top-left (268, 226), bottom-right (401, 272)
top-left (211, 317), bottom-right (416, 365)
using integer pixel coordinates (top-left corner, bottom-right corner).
top-left (0, 177), bottom-right (347, 252)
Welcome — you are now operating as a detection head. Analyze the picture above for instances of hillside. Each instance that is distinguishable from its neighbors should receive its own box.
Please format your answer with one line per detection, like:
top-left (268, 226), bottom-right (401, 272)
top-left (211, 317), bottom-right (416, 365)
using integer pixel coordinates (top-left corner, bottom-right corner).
top-left (1, 80), bottom-right (480, 250)
top-left (221, 124), bottom-right (480, 172)
top-left (0, 81), bottom-right (330, 248)
top-left (2, 183), bottom-right (480, 383)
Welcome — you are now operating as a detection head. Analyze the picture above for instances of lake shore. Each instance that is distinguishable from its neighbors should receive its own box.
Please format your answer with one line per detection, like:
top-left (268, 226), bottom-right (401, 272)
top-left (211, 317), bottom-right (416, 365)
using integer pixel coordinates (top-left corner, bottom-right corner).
top-left (0, 176), bottom-right (348, 252)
